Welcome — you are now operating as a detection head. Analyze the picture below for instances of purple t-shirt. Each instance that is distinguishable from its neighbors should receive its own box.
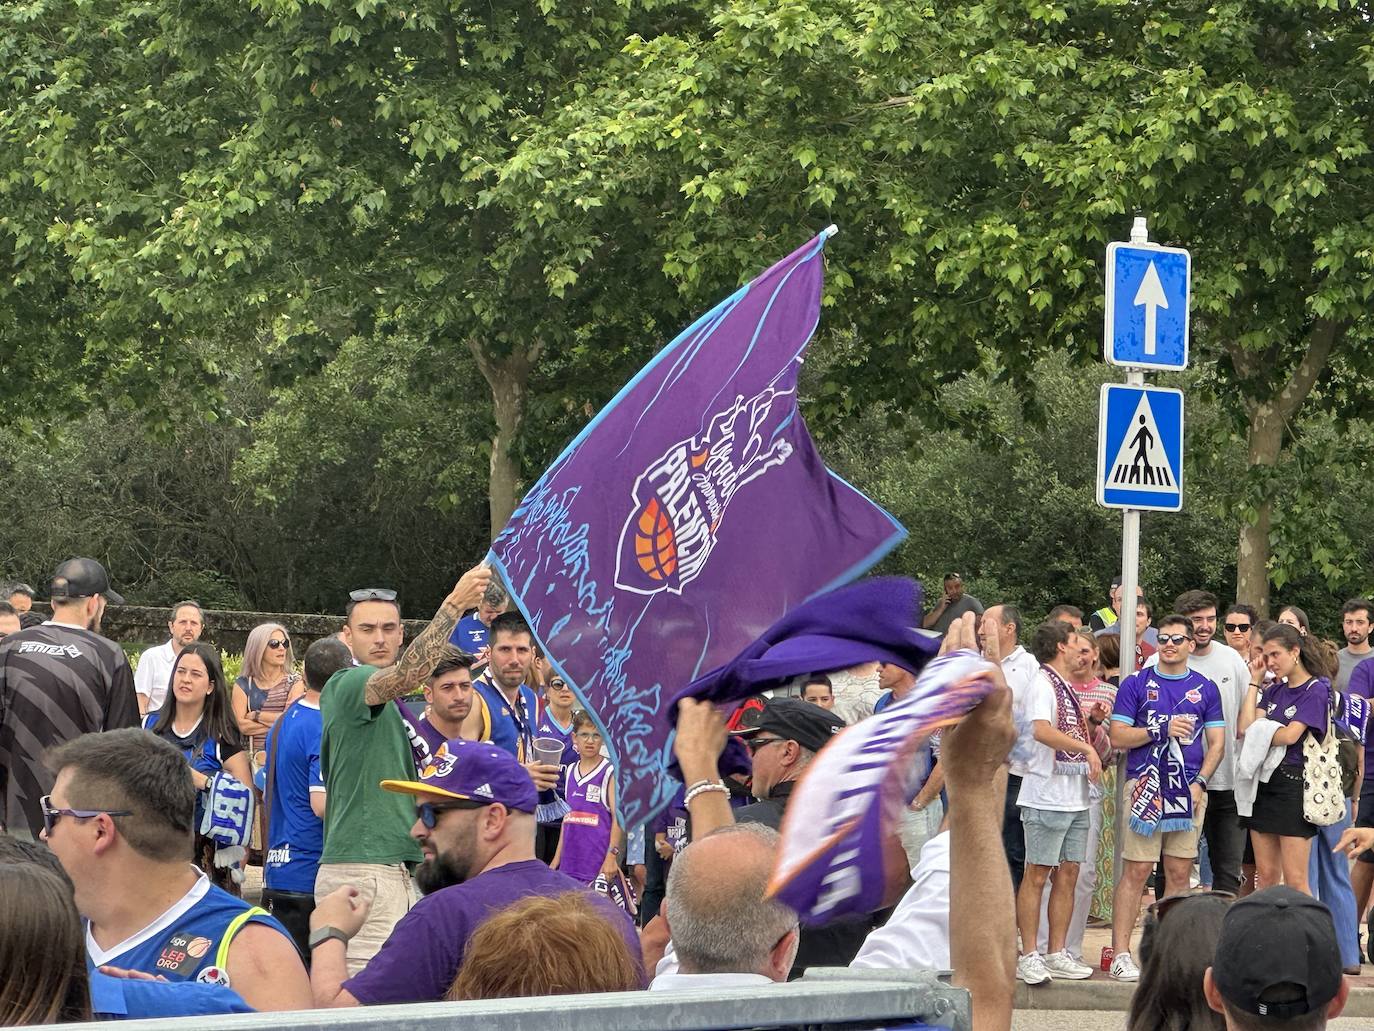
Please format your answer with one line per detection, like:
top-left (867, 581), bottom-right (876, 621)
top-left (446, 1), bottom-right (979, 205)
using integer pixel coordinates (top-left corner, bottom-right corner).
top-left (1111, 667), bottom-right (1225, 782)
top-left (1260, 677), bottom-right (1330, 766)
top-left (343, 859), bottom-right (643, 1003)
top-left (559, 758), bottom-right (614, 883)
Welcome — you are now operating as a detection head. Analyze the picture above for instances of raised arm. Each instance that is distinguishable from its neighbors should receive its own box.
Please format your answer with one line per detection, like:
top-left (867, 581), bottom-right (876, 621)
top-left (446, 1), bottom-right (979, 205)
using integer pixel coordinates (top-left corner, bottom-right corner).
top-left (673, 698), bottom-right (734, 838)
top-left (363, 565), bottom-right (492, 706)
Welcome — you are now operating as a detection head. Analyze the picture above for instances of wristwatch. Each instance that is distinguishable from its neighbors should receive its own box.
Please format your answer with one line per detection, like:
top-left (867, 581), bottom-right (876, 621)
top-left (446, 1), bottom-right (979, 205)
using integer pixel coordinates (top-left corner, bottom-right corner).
top-left (308, 925), bottom-right (350, 951)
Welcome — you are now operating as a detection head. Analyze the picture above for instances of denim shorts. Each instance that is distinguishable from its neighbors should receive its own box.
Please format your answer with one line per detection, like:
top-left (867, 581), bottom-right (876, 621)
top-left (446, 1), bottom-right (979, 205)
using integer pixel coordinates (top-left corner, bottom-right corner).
top-left (1020, 806), bottom-right (1090, 867)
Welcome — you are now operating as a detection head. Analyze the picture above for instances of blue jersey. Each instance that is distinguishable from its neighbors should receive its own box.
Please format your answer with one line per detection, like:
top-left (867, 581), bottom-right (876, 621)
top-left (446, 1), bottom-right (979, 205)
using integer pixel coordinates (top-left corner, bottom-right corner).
top-left (87, 873), bottom-right (289, 988)
top-left (448, 615), bottom-right (489, 653)
top-left (1112, 667), bottom-right (1225, 782)
top-left (473, 678), bottom-right (538, 760)
top-left (143, 714), bottom-right (241, 826)
top-left (264, 698), bottom-right (325, 893)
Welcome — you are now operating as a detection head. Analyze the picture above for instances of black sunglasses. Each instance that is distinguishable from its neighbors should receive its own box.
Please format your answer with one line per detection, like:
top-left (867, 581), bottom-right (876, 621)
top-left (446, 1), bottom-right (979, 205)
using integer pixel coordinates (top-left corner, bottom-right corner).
top-left (747, 735), bottom-right (786, 756)
top-left (350, 588), bottom-right (398, 602)
top-left (267, 638), bottom-right (288, 649)
top-left (416, 799), bottom-right (486, 829)
top-left (1224, 622), bottom-right (1252, 633)
top-left (1158, 633), bottom-right (1193, 646)
top-left (40, 794), bottom-right (133, 837)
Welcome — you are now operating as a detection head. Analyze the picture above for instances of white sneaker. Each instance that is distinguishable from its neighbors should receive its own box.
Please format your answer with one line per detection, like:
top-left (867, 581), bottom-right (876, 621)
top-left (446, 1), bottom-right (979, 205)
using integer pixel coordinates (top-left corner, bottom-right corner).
top-left (1110, 951), bottom-right (1141, 982)
top-left (1017, 951), bottom-right (1054, 985)
top-left (1044, 950), bottom-right (1094, 979)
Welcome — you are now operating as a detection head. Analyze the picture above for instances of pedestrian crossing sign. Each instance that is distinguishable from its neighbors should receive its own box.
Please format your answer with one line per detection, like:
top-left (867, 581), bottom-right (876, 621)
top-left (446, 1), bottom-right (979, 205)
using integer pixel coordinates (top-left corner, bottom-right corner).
top-left (1097, 384), bottom-right (1184, 511)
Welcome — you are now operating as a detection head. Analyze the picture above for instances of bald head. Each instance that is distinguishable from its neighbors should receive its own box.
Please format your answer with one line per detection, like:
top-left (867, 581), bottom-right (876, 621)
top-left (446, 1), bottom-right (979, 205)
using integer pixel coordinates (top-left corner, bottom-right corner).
top-left (665, 824), bottom-right (799, 979)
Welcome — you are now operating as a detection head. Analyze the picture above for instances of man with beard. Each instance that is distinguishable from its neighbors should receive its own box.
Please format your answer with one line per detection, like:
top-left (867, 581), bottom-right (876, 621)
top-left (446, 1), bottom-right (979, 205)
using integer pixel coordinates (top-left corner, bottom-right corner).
top-left (133, 600), bottom-right (206, 718)
top-left (306, 738), bottom-right (641, 1006)
top-left (0, 557), bottom-right (137, 838)
top-left (461, 611), bottom-right (541, 760)
top-left (1335, 598), bottom-right (1374, 692)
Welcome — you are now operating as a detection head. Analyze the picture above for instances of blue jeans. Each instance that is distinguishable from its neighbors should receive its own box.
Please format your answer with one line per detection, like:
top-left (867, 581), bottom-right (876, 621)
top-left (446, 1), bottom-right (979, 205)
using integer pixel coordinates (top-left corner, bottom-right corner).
top-left (1310, 801), bottom-right (1360, 969)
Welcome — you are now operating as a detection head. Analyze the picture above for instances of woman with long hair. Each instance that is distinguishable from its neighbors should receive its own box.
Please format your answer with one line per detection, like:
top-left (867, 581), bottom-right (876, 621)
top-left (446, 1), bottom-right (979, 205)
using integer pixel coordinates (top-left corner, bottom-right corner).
top-left (0, 864), bottom-right (92, 1025)
top-left (145, 641), bottom-right (251, 892)
top-left (1238, 623), bottom-right (1331, 895)
top-left (1126, 892), bottom-right (1229, 1031)
top-left (231, 623), bottom-right (303, 760)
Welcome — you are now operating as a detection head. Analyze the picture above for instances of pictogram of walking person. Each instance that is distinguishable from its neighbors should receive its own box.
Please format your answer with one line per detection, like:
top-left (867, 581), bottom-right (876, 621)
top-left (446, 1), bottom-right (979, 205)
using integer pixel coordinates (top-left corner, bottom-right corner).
top-left (1128, 414), bottom-right (1155, 485)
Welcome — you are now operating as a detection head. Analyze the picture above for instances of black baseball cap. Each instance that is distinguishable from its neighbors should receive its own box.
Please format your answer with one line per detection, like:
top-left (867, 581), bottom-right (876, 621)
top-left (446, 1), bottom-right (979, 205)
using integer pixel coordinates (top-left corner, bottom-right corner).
top-left (49, 557), bottom-right (125, 606)
top-left (731, 697), bottom-right (844, 753)
top-left (1212, 886), bottom-right (1342, 1019)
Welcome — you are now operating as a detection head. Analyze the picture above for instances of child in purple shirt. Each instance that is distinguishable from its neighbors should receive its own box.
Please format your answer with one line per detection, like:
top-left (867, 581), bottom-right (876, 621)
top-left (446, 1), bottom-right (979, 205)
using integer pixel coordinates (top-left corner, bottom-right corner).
top-left (551, 711), bottom-right (623, 885)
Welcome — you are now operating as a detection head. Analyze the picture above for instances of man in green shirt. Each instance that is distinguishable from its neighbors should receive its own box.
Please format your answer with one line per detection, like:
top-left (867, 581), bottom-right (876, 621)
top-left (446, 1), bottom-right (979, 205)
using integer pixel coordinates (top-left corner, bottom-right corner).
top-left (315, 565), bottom-right (491, 975)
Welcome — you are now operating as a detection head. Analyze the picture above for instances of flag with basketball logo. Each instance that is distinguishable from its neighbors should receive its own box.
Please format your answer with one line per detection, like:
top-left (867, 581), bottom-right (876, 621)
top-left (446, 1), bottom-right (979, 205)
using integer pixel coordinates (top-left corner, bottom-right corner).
top-left (489, 229), bottom-right (906, 828)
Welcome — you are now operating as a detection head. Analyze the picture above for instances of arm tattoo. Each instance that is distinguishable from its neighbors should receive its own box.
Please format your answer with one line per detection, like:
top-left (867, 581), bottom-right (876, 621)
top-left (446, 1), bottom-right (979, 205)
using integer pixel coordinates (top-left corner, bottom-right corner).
top-left (364, 601), bottom-right (462, 706)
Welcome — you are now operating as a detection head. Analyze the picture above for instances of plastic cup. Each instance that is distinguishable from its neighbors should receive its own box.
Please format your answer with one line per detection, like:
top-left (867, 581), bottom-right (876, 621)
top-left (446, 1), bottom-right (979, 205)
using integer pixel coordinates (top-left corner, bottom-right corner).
top-left (532, 737), bottom-right (564, 767)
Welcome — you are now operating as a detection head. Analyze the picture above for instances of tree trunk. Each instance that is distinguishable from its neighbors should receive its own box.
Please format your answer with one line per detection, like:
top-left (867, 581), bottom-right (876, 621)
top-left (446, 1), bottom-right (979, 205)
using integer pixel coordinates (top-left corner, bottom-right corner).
top-left (468, 338), bottom-right (544, 540)
top-left (1229, 319), bottom-right (1343, 615)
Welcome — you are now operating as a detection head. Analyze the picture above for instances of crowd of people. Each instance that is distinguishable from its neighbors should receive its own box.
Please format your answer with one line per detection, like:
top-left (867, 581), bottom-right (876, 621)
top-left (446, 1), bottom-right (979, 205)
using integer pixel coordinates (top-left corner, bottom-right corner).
top-left (0, 559), bottom-right (1367, 1029)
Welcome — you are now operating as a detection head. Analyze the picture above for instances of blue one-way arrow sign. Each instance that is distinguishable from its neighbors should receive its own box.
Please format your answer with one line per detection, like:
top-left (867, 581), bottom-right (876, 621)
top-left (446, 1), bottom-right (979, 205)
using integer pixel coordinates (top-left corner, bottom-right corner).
top-left (1104, 242), bottom-right (1191, 370)
top-left (1097, 384), bottom-right (1184, 511)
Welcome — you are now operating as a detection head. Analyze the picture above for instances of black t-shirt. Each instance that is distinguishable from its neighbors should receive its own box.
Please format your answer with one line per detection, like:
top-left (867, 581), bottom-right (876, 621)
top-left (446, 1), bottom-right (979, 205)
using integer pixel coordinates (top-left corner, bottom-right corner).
top-left (0, 623), bottom-right (138, 834)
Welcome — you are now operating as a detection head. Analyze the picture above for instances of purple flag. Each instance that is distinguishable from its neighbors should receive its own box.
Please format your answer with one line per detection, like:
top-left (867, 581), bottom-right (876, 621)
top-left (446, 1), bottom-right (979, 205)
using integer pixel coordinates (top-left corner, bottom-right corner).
top-left (489, 230), bottom-right (906, 829)
top-left (768, 652), bottom-right (998, 923)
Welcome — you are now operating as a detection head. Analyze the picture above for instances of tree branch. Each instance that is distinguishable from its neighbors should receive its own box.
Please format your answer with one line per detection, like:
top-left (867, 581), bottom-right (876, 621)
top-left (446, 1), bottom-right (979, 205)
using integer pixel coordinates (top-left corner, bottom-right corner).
top-left (1273, 318), bottom-right (1343, 423)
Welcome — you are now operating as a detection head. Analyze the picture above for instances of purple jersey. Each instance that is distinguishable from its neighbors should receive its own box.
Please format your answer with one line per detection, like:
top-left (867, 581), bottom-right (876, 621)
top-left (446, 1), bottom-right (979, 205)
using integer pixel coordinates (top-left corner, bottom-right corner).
top-left (1260, 676), bottom-right (1330, 766)
top-left (1112, 667), bottom-right (1225, 782)
top-left (534, 708), bottom-right (577, 767)
top-left (393, 700), bottom-right (450, 769)
top-left (558, 758), bottom-right (614, 883)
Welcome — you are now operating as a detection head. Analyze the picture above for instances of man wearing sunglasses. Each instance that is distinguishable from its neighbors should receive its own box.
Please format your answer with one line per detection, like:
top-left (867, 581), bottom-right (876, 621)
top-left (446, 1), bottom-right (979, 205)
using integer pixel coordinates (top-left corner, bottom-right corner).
top-left (307, 738), bottom-right (641, 1007)
top-left (316, 565), bottom-right (491, 976)
top-left (1110, 613), bottom-right (1226, 982)
top-left (1143, 590), bottom-right (1252, 901)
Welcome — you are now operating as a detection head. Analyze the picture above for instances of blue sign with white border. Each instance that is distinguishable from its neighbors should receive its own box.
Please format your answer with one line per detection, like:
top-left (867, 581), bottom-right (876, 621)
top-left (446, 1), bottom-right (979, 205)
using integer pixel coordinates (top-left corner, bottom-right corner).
top-left (1104, 242), bottom-right (1191, 370)
top-left (1097, 384), bottom-right (1184, 511)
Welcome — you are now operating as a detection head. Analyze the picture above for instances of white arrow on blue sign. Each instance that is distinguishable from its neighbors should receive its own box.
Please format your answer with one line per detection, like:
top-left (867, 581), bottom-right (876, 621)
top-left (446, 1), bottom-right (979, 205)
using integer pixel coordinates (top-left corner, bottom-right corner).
top-left (1097, 384), bottom-right (1184, 511)
top-left (1104, 242), bottom-right (1191, 371)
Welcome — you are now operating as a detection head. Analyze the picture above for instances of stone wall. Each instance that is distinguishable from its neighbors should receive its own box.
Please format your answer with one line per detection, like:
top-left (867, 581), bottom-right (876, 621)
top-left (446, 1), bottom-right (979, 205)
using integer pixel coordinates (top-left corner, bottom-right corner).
top-left (29, 602), bottom-right (430, 654)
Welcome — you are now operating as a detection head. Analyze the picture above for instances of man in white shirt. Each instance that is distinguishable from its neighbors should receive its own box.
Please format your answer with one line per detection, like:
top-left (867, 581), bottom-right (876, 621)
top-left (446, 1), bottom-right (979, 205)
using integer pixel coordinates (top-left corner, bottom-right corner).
top-left (649, 823), bottom-right (798, 991)
top-left (133, 601), bottom-right (205, 717)
top-left (1146, 590), bottom-right (1250, 895)
top-left (1014, 621), bottom-right (1100, 985)
top-left (980, 603), bottom-right (1038, 893)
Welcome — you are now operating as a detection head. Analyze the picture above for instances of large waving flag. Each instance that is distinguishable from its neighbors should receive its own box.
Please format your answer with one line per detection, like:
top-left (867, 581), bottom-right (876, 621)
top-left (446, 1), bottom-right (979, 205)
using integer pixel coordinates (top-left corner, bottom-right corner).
top-left (489, 229), bottom-right (906, 829)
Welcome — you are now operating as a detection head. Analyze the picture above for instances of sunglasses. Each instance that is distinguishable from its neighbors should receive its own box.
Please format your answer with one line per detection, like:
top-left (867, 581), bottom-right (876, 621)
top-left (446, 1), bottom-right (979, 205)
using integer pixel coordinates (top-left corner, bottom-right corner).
top-left (1224, 622), bottom-right (1252, 633)
top-left (1147, 890), bottom-right (1235, 922)
top-left (267, 638), bottom-right (289, 649)
top-left (416, 799), bottom-right (486, 829)
top-left (350, 588), bottom-right (398, 602)
top-left (40, 794), bottom-right (132, 837)
top-left (1157, 633), bottom-right (1193, 646)
top-left (747, 735), bottom-right (786, 756)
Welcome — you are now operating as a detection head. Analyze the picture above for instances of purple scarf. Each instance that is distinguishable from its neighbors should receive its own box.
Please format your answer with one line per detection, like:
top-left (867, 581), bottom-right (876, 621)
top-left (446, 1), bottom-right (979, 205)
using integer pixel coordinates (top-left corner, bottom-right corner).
top-left (1127, 711), bottom-right (1192, 835)
top-left (1041, 665), bottom-right (1090, 776)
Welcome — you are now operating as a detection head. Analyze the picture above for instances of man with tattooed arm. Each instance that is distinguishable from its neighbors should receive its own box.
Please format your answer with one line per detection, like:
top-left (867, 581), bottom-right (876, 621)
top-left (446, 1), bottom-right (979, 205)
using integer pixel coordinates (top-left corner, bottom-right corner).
top-left (312, 566), bottom-right (492, 975)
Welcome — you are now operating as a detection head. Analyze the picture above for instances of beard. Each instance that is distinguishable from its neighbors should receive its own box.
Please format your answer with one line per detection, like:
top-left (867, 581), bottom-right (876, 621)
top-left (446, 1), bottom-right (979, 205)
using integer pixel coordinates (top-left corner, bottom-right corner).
top-left (415, 846), bottom-right (475, 895)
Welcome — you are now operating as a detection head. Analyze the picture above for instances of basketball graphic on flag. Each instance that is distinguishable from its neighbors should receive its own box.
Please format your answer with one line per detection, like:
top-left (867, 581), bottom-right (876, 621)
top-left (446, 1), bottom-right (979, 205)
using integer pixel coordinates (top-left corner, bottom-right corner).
top-left (634, 498), bottom-right (678, 582)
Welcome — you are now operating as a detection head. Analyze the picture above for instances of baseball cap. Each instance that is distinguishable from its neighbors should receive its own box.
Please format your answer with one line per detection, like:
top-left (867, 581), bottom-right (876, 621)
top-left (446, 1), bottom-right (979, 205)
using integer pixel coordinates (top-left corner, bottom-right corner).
top-left (49, 558), bottom-right (125, 606)
top-left (731, 697), bottom-right (844, 753)
top-left (1212, 886), bottom-right (1343, 1019)
top-left (380, 738), bottom-right (537, 813)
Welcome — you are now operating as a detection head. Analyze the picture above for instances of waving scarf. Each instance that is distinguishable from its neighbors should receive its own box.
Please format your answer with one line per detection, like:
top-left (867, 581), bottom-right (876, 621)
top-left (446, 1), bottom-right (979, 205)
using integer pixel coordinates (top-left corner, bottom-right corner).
top-left (1041, 665), bottom-right (1090, 776)
top-left (200, 772), bottom-right (254, 885)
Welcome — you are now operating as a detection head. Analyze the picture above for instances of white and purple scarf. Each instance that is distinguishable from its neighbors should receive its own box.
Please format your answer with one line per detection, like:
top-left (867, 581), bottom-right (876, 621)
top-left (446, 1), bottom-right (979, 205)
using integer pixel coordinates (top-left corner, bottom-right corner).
top-left (1128, 711), bottom-right (1192, 835)
top-left (1041, 665), bottom-right (1090, 776)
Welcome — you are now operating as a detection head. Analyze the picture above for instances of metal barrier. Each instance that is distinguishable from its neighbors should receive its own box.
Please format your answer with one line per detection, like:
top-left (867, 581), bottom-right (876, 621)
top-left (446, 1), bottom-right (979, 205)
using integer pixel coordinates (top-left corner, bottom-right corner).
top-left (64, 968), bottom-right (970, 1030)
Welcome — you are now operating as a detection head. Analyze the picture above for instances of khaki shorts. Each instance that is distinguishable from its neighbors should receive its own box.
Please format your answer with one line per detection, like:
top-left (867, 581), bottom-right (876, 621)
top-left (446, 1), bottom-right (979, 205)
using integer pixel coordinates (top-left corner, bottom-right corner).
top-left (1120, 778), bottom-right (1207, 862)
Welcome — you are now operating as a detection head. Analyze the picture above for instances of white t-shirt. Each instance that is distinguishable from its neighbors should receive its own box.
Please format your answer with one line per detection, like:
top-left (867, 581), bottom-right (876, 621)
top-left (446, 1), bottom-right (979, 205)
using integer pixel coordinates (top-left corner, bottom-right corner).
top-left (1147, 640), bottom-right (1248, 791)
top-left (1017, 670), bottom-right (1090, 812)
top-left (850, 830), bottom-right (950, 971)
top-left (132, 640), bottom-right (178, 711)
top-left (1002, 646), bottom-right (1041, 778)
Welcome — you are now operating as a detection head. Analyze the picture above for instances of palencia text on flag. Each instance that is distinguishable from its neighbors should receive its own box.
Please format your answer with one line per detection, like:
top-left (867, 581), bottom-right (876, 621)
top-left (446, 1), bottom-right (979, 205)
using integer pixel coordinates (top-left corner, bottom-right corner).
top-left (489, 229), bottom-right (906, 829)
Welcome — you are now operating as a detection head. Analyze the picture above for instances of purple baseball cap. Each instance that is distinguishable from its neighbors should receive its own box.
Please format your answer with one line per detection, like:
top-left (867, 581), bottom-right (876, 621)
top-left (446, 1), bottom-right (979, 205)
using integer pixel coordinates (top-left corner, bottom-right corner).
top-left (380, 738), bottom-right (538, 813)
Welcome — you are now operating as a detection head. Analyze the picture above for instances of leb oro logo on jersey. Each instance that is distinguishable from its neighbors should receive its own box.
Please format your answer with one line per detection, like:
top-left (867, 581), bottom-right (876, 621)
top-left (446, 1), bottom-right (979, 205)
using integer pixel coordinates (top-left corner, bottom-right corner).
top-left (614, 387), bottom-right (794, 596)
